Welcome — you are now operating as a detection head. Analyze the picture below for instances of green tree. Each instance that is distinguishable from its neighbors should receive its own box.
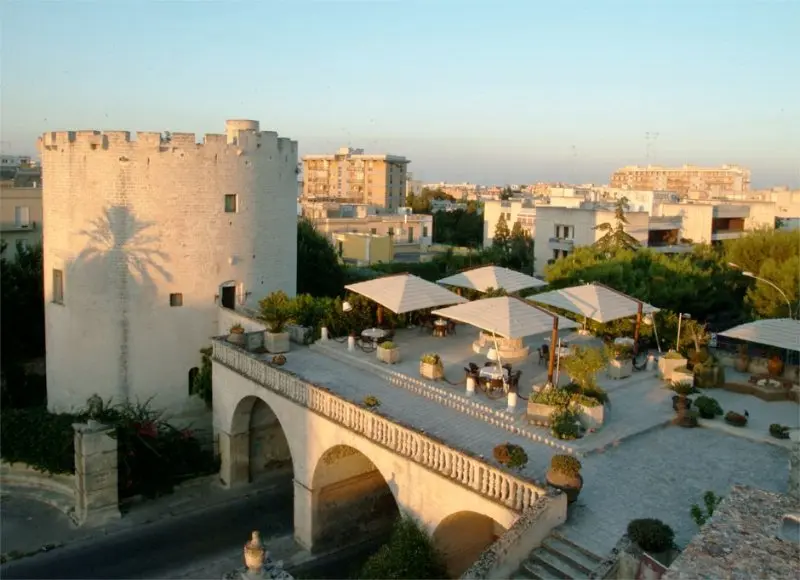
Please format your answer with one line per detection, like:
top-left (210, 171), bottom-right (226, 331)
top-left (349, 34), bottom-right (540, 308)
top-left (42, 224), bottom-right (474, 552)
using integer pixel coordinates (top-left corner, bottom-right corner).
top-left (359, 516), bottom-right (447, 579)
top-left (297, 218), bottom-right (346, 297)
top-left (593, 197), bottom-right (641, 253)
top-left (492, 214), bottom-right (511, 256)
top-left (507, 220), bottom-right (535, 272)
top-left (500, 186), bottom-right (512, 200)
top-left (433, 209), bottom-right (483, 247)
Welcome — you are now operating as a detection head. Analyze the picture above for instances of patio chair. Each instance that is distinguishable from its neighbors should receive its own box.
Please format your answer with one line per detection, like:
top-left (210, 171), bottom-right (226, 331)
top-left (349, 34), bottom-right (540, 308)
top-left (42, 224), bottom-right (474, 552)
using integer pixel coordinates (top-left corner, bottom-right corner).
top-left (468, 362), bottom-right (480, 373)
top-left (502, 363), bottom-right (512, 373)
top-left (447, 320), bottom-right (457, 335)
top-left (538, 345), bottom-right (549, 366)
top-left (509, 370), bottom-right (522, 391)
top-left (464, 366), bottom-right (479, 381)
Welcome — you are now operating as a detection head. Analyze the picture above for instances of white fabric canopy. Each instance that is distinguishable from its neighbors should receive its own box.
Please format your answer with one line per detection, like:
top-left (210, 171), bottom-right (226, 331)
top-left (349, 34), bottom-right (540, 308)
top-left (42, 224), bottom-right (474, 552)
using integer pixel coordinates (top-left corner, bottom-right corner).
top-left (437, 265), bottom-right (547, 293)
top-left (527, 283), bottom-right (659, 323)
top-left (431, 296), bottom-right (578, 339)
top-left (345, 274), bottom-right (467, 314)
top-left (718, 318), bottom-right (800, 352)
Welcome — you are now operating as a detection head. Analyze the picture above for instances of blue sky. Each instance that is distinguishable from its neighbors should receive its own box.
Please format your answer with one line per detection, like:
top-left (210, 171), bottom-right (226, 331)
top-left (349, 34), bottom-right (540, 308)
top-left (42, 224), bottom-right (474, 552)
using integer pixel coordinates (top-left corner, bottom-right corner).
top-left (2, 0), bottom-right (798, 186)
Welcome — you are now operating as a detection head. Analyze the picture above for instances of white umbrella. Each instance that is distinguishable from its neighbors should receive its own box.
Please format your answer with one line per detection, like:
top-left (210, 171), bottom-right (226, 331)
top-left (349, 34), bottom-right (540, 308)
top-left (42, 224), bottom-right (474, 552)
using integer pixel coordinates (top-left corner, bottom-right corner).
top-left (527, 283), bottom-right (659, 323)
top-left (718, 318), bottom-right (800, 352)
top-left (437, 265), bottom-right (547, 294)
top-left (345, 273), bottom-right (467, 314)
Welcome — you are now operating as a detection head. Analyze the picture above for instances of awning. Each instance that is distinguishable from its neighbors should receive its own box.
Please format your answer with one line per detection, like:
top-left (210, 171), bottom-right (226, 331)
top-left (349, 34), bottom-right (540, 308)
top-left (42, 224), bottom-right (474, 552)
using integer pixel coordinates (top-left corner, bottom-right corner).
top-left (527, 283), bottom-right (659, 323)
top-left (431, 296), bottom-right (578, 339)
top-left (718, 318), bottom-right (800, 352)
top-left (345, 273), bottom-right (467, 314)
top-left (437, 265), bottom-right (547, 293)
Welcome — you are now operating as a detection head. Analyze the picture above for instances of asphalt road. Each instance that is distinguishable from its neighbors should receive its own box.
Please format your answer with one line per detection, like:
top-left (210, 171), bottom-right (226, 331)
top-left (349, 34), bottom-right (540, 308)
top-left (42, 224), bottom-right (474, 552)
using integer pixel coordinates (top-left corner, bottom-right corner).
top-left (0, 480), bottom-right (294, 580)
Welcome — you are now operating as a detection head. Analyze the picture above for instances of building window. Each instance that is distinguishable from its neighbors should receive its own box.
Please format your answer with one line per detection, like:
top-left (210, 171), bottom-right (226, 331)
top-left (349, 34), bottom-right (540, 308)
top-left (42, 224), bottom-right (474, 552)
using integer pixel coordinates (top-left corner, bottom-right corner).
top-left (15, 206), bottom-right (30, 227)
top-left (388, 227), bottom-right (394, 236)
top-left (170, 293), bottom-right (183, 307)
top-left (370, 228), bottom-right (377, 234)
top-left (224, 194), bottom-right (237, 213)
top-left (423, 225), bottom-right (429, 238)
top-left (53, 269), bottom-right (64, 304)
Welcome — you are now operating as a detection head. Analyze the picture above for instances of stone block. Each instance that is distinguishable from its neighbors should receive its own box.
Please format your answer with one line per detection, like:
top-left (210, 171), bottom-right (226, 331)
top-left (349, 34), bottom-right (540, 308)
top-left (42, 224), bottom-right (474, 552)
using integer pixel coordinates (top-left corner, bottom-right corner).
top-left (527, 402), bottom-right (556, 425)
top-left (79, 467), bottom-right (118, 493)
top-left (219, 431), bottom-right (250, 487)
top-left (77, 430), bottom-right (118, 456)
top-left (607, 359), bottom-right (633, 380)
top-left (266, 332), bottom-right (290, 354)
top-left (576, 402), bottom-right (606, 428)
top-left (80, 504), bottom-right (121, 528)
top-left (82, 484), bottom-right (119, 509)
top-left (75, 449), bottom-right (118, 476)
top-left (658, 356), bottom-right (687, 381)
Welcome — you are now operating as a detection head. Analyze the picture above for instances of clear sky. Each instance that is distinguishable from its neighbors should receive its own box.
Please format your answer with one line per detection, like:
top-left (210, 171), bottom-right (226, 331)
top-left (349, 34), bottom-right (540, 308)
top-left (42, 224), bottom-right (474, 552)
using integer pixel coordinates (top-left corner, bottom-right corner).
top-left (2, 0), bottom-right (798, 187)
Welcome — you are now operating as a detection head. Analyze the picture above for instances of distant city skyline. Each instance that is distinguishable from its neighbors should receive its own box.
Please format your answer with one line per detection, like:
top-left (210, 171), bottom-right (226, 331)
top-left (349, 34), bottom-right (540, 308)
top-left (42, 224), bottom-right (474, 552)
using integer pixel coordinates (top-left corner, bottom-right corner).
top-left (2, 0), bottom-right (798, 188)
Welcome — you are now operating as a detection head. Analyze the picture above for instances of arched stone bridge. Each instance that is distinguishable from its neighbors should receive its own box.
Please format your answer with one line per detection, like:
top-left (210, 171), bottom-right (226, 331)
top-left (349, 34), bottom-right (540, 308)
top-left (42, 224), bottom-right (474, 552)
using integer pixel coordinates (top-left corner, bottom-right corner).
top-left (212, 340), bottom-right (559, 576)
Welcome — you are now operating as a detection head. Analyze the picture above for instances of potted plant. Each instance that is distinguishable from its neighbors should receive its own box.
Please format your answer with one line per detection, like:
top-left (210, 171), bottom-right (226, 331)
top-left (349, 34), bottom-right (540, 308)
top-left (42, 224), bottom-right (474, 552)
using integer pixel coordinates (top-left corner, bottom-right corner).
top-left (377, 341), bottom-right (400, 364)
top-left (562, 346), bottom-right (607, 393)
top-left (658, 350), bottom-right (688, 381)
top-left (669, 381), bottom-right (695, 412)
top-left (259, 291), bottom-right (293, 354)
top-left (724, 410), bottom-right (748, 427)
top-left (694, 395), bottom-right (723, 419)
top-left (606, 343), bottom-right (633, 380)
top-left (767, 349), bottom-right (785, 378)
top-left (419, 353), bottom-right (443, 381)
top-left (363, 395), bottom-right (381, 409)
top-left (546, 454), bottom-right (583, 503)
top-left (769, 423), bottom-right (790, 439)
top-left (228, 323), bottom-right (246, 346)
top-left (734, 344), bottom-right (750, 373)
top-left (627, 519), bottom-right (676, 565)
top-left (493, 442), bottom-right (528, 471)
top-left (550, 408), bottom-right (583, 440)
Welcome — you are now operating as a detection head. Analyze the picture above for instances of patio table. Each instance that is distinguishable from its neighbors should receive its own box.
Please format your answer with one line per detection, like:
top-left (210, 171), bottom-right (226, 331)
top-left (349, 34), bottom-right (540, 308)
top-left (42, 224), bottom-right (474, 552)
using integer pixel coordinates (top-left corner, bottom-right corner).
top-left (614, 337), bottom-right (635, 347)
top-left (361, 328), bottom-right (387, 344)
top-left (433, 319), bottom-right (448, 338)
top-left (479, 367), bottom-right (508, 381)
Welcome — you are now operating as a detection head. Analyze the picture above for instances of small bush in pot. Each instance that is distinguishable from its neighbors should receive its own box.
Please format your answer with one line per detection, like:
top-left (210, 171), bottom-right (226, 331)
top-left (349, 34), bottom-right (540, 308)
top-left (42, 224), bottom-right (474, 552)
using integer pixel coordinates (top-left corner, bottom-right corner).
top-left (379, 341), bottom-right (395, 350)
top-left (363, 395), bottom-right (381, 409)
top-left (724, 410), bottom-right (748, 427)
top-left (259, 291), bottom-right (293, 334)
top-left (420, 353), bottom-right (441, 365)
top-left (492, 442), bottom-right (528, 470)
top-left (550, 407), bottom-right (582, 440)
top-left (694, 395), bottom-right (723, 419)
top-left (769, 423), bottom-right (790, 439)
top-left (419, 353), bottom-right (443, 380)
top-left (627, 519), bottom-right (675, 554)
top-left (663, 350), bottom-right (684, 360)
top-left (546, 454), bottom-right (583, 503)
top-left (230, 323), bottom-right (244, 334)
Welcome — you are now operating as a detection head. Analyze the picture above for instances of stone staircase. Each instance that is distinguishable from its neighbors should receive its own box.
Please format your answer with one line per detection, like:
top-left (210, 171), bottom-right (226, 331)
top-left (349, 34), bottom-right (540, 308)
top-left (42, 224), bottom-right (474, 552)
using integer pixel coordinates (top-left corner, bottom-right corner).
top-left (515, 531), bottom-right (604, 579)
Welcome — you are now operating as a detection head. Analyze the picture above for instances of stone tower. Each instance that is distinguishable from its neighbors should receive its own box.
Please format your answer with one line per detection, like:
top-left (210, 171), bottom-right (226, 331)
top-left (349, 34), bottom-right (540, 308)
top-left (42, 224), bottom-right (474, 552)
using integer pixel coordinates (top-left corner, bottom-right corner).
top-left (38, 120), bottom-right (298, 414)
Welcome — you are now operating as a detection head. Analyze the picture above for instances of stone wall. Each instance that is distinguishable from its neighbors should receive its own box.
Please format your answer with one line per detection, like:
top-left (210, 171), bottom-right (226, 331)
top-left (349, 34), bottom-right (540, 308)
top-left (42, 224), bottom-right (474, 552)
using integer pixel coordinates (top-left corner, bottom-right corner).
top-left (789, 440), bottom-right (800, 501)
top-left (73, 422), bottom-right (121, 526)
top-left (40, 120), bottom-right (298, 415)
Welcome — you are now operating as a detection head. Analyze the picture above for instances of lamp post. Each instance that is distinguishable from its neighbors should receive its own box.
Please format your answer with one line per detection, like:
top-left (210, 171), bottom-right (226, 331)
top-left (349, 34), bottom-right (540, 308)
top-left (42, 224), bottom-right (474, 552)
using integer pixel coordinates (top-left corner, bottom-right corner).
top-left (728, 263), bottom-right (793, 318)
top-left (676, 312), bottom-right (690, 351)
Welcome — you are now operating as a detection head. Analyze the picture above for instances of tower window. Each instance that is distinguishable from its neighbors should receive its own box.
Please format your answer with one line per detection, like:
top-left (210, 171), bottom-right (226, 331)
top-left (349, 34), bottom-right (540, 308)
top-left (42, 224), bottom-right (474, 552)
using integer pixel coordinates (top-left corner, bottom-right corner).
top-left (170, 293), bottom-right (183, 307)
top-left (224, 194), bottom-right (238, 213)
top-left (53, 269), bottom-right (64, 304)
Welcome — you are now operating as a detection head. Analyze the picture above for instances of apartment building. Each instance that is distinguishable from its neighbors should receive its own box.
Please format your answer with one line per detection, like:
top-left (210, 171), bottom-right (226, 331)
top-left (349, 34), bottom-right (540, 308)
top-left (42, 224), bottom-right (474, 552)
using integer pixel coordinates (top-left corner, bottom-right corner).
top-left (406, 172), bottom-right (424, 198)
top-left (610, 164), bottom-right (751, 197)
top-left (305, 203), bottom-right (433, 249)
top-left (332, 232), bottom-right (394, 266)
top-left (302, 147), bottom-right (409, 211)
top-left (655, 200), bottom-right (778, 245)
top-left (0, 171), bottom-right (43, 260)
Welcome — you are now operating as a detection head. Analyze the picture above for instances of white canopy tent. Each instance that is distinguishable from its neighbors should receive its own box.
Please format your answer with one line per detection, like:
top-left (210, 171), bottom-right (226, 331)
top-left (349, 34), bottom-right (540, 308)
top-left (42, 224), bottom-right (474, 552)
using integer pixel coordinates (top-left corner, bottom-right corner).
top-left (344, 273), bottom-right (467, 314)
top-left (718, 318), bottom-right (800, 352)
top-left (527, 283), bottom-right (660, 323)
top-left (431, 296), bottom-right (577, 339)
top-left (437, 265), bottom-right (547, 294)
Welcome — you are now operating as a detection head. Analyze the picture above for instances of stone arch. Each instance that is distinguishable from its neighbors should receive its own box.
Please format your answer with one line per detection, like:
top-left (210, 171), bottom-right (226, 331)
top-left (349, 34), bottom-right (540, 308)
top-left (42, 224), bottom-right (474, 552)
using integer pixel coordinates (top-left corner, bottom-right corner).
top-left (310, 444), bottom-right (400, 552)
top-left (432, 510), bottom-right (507, 578)
top-left (219, 280), bottom-right (237, 310)
top-left (227, 395), bottom-right (293, 484)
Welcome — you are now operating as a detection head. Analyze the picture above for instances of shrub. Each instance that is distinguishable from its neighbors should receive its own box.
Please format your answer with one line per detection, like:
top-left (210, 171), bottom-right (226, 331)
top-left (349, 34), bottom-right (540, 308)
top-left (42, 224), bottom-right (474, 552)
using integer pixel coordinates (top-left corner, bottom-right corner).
top-left (582, 385), bottom-right (609, 404)
top-left (562, 346), bottom-right (607, 391)
top-left (690, 491), bottom-right (723, 527)
top-left (724, 411), bottom-right (747, 427)
top-left (420, 353), bottom-right (441, 365)
top-left (550, 408), bottom-right (581, 440)
top-left (769, 423), bottom-right (790, 439)
top-left (571, 394), bottom-right (601, 408)
top-left (663, 350), bottom-right (684, 360)
top-left (363, 395), bottom-right (381, 408)
top-left (379, 341), bottom-right (396, 350)
top-left (694, 395), bottom-right (723, 419)
top-left (550, 454), bottom-right (582, 477)
top-left (0, 407), bottom-right (78, 474)
top-left (190, 347), bottom-right (213, 409)
top-left (259, 290), bottom-right (294, 333)
top-left (493, 442), bottom-right (528, 470)
top-left (531, 387), bottom-right (573, 407)
top-left (627, 518), bottom-right (675, 553)
top-left (358, 516), bottom-right (447, 579)
top-left (669, 381), bottom-right (695, 397)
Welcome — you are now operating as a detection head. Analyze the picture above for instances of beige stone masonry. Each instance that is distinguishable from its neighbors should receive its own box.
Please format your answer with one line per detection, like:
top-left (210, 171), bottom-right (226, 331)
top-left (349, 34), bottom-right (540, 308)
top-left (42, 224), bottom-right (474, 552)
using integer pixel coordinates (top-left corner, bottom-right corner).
top-left (73, 422), bottom-right (121, 527)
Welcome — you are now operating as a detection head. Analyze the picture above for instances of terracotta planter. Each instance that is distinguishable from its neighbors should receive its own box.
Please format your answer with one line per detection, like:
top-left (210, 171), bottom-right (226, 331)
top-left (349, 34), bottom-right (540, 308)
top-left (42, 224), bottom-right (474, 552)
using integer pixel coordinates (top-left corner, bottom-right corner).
top-left (377, 346), bottom-right (400, 364)
top-left (265, 331), bottom-right (290, 354)
top-left (546, 469), bottom-right (583, 503)
top-left (768, 357), bottom-right (784, 378)
top-left (420, 361), bottom-right (443, 381)
top-left (228, 332), bottom-right (246, 346)
top-left (244, 531), bottom-right (265, 572)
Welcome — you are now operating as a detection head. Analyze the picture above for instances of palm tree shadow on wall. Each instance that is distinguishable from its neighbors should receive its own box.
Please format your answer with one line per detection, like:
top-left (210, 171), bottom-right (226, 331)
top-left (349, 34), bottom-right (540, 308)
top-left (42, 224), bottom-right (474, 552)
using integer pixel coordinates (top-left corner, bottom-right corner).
top-left (74, 205), bottom-right (172, 403)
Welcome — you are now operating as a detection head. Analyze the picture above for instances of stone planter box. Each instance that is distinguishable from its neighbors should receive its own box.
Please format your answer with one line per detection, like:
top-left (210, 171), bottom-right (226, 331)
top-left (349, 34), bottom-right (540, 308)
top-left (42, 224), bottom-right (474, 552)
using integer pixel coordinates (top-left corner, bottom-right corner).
top-left (420, 361), bottom-right (443, 381)
top-left (227, 332), bottom-right (246, 347)
top-left (658, 356), bottom-right (687, 381)
top-left (607, 358), bottom-right (633, 380)
top-left (672, 367), bottom-right (694, 386)
top-left (377, 346), bottom-right (400, 364)
top-left (286, 324), bottom-right (312, 345)
top-left (527, 402), bottom-right (556, 425)
top-left (575, 402), bottom-right (606, 428)
top-left (265, 331), bottom-right (290, 354)
top-left (749, 357), bottom-right (769, 375)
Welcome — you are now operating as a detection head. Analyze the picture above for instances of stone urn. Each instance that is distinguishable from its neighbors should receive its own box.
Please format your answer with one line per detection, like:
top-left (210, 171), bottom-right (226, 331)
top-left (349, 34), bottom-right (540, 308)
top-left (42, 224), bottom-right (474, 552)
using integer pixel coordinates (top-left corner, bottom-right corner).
top-left (545, 455), bottom-right (583, 504)
top-left (228, 325), bottom-right (246, 347)
top-left (768, 356), bottom-right (785, 378)
top-left (244, 531), bottom-right (265, 573)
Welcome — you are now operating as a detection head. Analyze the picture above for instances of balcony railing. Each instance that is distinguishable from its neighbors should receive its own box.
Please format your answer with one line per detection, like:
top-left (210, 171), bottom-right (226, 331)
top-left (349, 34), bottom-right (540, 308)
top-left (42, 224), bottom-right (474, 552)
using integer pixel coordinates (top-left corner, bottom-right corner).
top-left (212, 339), bottom-right (545, 511)
top-left (548, 237), bottom-right (574, 245)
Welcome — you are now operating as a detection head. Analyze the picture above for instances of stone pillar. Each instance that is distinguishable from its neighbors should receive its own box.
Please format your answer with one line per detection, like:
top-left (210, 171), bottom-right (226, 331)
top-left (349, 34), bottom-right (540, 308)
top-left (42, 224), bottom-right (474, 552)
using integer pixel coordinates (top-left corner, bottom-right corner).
top-left (293, 478), bottom-right (315, 551)
top-left (219, 431), bottom-right (250, 488)
top-left (73, 421), bottom-right (121, 526)
top-left (789, 440), bottom-right (800, 501)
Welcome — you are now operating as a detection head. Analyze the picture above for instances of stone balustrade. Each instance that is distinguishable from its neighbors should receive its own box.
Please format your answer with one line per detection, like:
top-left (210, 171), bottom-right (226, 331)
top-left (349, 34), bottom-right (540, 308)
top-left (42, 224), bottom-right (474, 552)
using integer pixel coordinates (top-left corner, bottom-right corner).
top-left (213, 339), bottom-right (545, 511)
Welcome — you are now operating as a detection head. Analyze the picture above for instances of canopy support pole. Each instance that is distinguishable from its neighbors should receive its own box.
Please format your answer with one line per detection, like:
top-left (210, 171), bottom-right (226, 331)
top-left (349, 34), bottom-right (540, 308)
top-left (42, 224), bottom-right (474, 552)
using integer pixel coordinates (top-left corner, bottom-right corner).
top-left (633, 302), bottom-right (643, 355)
top-left (547, 318), bottom-right (559, 385)
top-left (377, 305), bottom-right (384, 327)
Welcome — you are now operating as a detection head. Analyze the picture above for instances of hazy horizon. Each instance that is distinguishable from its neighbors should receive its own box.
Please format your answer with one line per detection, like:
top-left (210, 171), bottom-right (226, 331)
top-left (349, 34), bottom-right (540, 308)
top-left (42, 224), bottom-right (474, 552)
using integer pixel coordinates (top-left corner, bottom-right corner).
top-left (2, 0), bottom-right (798, 188)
